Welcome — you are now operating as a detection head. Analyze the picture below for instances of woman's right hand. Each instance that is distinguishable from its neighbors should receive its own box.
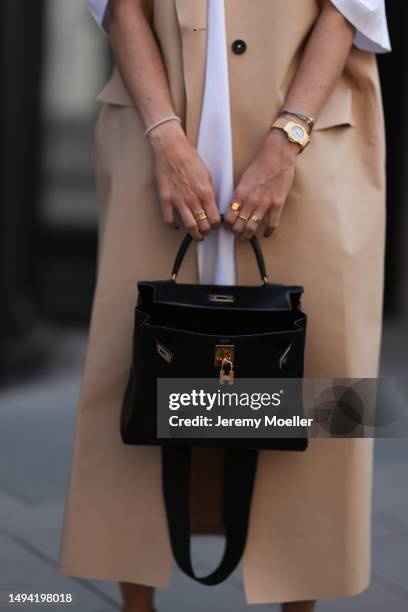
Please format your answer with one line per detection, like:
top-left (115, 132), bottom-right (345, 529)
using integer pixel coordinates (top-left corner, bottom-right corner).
top-left (149, 122), bottom-right (221, 240)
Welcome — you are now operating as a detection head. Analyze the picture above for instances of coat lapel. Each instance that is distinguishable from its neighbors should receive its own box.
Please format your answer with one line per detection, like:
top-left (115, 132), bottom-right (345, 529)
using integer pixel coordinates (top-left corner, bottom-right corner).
top-left (174, 0), bottom-right (208, 146)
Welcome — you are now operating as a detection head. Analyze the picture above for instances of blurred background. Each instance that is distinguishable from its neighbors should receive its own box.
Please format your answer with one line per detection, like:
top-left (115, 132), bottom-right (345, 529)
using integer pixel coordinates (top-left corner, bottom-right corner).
top-left (0, 1), bottom-right (407, 610)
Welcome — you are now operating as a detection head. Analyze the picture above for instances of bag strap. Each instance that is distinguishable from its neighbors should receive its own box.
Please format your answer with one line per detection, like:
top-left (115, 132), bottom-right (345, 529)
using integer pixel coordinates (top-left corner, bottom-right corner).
top-left (162, 446), bottom-right (258, 585)
top-left (171, 233), bottom-right (268, 285)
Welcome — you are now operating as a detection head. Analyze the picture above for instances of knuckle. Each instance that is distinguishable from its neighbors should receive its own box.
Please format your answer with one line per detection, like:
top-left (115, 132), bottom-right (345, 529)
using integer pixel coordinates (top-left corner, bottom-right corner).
top-left (200, 186), bottom-right (214, 200)
top-left (271, 197), bottom-right (284, 209)
top-left (247, 196), bottom-right (258, 209)
top-left (258, 199), bottom-right (270, 211)
top-left (195, 183), bottom-right (205, 195)
top-left (160, 191), bottom-right (172, 203)
top-left (206, 202), bottom-right (219, 214)
top-left (234, 190), bottom-right (245, 203)
top-left (208, 211), bottom-right (221, 224)
top-left (187, 201), bottom-right (199, 213)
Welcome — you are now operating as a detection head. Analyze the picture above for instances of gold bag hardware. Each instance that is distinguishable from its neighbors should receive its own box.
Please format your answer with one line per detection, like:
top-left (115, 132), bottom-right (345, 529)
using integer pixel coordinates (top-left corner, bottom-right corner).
top-left (209, 294), bottom-right (234, 303)
top-left (214, 345), bottom-right (235, 366)
top-left (278, 342), bottom-right (293, 369)
top-left (156, 340), bottom-right (173, 363)
top-left (219, 358), bottom-right (234, 385)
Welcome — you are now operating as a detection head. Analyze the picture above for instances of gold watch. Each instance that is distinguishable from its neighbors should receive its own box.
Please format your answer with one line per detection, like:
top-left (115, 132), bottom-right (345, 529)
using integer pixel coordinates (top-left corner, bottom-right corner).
top-left (271, 117), bottom-right (310, 151)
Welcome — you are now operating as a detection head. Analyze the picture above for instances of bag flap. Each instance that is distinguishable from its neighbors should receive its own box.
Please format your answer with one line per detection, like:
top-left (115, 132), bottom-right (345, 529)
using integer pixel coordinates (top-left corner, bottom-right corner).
top-left (137, 281), bottom-right (304, 312)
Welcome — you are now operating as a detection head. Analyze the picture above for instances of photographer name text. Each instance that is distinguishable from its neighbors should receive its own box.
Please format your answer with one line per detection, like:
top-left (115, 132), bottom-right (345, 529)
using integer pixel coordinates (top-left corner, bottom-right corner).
top-left (168, 415), bottom-right (313, 429)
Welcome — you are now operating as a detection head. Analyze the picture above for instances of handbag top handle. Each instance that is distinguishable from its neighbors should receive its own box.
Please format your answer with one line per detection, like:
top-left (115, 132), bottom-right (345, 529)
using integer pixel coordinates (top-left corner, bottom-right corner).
top-left (171, 233), bottom-right (268, 285)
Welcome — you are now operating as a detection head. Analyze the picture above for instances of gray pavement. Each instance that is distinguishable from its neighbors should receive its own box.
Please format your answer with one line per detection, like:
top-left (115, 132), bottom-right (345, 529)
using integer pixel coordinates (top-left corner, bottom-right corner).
top-left (0, 324), bottom-right (407, 611)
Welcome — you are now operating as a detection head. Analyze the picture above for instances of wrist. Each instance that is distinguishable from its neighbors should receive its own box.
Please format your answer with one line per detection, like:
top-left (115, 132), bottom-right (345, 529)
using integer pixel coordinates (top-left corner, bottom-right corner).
top-left (269, 114), bottom-right (311, 155)
top-left (265, 128), bottom-right (301, 163)
top-left (148, 121), bottom-right (186, 155)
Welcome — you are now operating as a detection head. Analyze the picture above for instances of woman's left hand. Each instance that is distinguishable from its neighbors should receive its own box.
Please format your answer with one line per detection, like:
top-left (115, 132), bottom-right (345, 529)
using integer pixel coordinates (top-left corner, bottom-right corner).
top-left (223, 129), bottom-right (300, 240)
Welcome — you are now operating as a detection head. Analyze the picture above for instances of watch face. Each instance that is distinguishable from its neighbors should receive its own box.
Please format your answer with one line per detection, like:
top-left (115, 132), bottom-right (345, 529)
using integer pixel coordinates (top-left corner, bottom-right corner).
top-left (290, 125), bottom-right (305, 140)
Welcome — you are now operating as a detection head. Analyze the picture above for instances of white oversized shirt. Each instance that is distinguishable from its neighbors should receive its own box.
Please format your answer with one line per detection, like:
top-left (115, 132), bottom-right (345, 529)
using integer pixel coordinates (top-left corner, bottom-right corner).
top-left (87, 0), bottom-right (391, 53)
top-left (87, 0), bottom-right (391, 284)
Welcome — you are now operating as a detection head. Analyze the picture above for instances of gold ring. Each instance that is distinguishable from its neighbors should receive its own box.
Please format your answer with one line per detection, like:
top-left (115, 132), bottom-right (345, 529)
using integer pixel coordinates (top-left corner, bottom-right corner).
top-left (238, 214), bottom-right (249, 223)
top-left (250, 215), bottom-right (262, 225)
top-left (230, 201), bottom-right (242, 212)
top-left (194, 210), bottom-right (208, 221)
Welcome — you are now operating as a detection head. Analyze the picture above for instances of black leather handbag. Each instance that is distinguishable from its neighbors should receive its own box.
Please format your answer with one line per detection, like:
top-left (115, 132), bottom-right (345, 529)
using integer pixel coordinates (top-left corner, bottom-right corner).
top-left (121, 233), bottom-right (307, 585)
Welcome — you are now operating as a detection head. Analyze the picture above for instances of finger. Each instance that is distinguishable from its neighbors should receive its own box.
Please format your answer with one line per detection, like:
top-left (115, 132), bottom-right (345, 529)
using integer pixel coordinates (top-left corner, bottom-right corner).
top-left (240, 207), bottom-right (266, 241)
top-left (255, 215), bottom-right (268, 237)
top-left (199, 183), bottom-right (221, 228)
top-left (176, 203), bottom-right (203, 241)
top-left (223, 197), bottom-right (242, 227)
top-left (263, 169), bottom-right (292, 237)
top-left (160, 197), bottom-right (179, 229)
top-left (263, 205), bottom-right (282, 238)
top-left (231, 200), bottom-right (257, 238)
top-left (187, 194), bottom-right (212, 235)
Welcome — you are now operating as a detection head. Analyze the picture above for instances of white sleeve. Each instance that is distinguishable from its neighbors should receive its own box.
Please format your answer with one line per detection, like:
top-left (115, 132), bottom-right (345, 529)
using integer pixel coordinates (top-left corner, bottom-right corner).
top-left (87, 0), bottom-right (110, 35)
top-left (330, 0), bottom-right (391, 53)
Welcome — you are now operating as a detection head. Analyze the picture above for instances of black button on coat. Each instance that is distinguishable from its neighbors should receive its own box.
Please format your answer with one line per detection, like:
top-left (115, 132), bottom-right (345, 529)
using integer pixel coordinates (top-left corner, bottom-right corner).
top-left (232, 39), bottom-right (247, 54)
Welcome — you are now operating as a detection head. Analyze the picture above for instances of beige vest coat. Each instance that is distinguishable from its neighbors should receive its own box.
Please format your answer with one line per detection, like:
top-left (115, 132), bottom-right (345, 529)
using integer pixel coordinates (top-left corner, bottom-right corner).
top-left (59, 0), bottom-right (386, 603)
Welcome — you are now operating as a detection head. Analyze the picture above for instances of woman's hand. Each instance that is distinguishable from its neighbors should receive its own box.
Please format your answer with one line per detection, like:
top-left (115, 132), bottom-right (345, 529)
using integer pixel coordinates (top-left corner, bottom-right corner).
top-left (110, 0), bottom-right (221, 240)
top-left (149, 122), bottom-right (221, 240)
top-left (223, 128), bottom-right (300, 240)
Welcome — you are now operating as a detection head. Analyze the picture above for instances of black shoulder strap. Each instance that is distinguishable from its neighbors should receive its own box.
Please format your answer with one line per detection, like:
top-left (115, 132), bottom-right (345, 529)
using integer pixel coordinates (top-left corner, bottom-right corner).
top-left (162, 446), bottom-right (258, 585)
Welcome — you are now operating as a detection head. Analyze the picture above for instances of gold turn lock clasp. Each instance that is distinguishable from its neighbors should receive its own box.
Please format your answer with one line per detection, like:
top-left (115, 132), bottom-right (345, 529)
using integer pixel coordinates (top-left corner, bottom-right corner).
top-left (219, 358), bottom-right (234, 385)
top-left (215, 345), bottom-right (235, 385)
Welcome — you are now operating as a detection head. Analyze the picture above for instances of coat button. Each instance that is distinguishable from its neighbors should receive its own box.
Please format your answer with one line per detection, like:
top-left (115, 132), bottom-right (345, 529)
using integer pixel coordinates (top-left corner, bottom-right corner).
top-left (231, 39), bottom-right (247, 55)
